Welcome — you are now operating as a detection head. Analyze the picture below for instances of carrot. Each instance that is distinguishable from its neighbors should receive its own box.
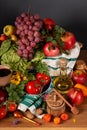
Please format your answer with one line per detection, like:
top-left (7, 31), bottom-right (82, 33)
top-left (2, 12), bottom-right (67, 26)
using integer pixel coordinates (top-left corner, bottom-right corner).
top-left (74, 83), bottom-right (87, 97)
top-left (60, 113), bottom-right (69, 121)
top-left (53, 117), bottom-right (61, 124)
top-left (43, 113), bottom-right (52, 122)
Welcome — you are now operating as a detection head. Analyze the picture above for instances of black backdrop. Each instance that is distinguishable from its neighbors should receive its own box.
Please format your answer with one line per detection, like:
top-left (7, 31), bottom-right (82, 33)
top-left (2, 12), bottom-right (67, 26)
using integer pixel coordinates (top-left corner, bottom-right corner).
top-left (0, 0), bottom-right (87, 49)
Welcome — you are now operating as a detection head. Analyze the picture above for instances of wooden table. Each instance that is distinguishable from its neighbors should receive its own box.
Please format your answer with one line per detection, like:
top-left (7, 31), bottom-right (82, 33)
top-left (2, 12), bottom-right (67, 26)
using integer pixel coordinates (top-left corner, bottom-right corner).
top-left (0, 50), bottom-right (87, 130)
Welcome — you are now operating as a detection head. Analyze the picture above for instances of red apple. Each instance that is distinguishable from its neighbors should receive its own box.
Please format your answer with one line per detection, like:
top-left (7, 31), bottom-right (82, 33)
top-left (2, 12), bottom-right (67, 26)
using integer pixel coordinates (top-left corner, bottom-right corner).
top-left (71, 70), bottom-right (87, 84)
top-left (43, 42), bottom-right (60, 57)
top-left (43, 18), bottom-right (56, 30)
top-left (61, 31), bottom-right (76, 50)
top-left (67, 87), bottom-right (84, 105)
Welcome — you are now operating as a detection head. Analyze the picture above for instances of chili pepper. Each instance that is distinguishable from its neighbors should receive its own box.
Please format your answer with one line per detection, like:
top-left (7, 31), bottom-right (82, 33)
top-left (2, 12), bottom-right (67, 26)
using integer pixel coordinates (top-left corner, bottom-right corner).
top-left (74, 83), bottom-right (87, 97)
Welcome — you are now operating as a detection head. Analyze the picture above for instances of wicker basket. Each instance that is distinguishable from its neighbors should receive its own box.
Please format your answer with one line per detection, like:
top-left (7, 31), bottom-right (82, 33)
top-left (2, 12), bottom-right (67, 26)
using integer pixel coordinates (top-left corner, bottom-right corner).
top-left (46, 91), bottom-right (66, 116)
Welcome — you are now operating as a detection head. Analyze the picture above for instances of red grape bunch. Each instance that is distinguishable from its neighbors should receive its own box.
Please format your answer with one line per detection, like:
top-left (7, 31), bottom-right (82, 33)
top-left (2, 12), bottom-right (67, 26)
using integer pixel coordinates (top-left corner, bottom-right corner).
top-left (14, 12), bottom-right (43, 60)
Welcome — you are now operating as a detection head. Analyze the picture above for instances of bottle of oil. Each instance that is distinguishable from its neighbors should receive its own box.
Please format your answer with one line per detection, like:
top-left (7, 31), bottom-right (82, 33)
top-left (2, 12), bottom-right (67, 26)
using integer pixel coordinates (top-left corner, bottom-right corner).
top-left (53, 58), bottom-right (73, 95)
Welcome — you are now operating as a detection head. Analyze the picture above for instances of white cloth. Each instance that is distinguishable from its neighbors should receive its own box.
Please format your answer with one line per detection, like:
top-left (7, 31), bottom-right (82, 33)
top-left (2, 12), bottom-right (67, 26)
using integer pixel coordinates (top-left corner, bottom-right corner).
top-left (42, 42), bottom-right (81, 76)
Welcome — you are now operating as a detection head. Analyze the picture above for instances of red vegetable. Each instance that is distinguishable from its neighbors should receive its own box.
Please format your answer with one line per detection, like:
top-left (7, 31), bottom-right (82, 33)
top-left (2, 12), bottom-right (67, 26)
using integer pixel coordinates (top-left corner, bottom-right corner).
top-left (8, 102), bottom-right (17, 112)
top-left (67, 88), bottom-right (84, 105)
top-left (43, 42), bottom-right (60, 57)
top-left (43, 113), bottom-right (52, 122)
top-left (0, 34), bottom-right (7, 41)
top-left (26, 80), bottom-right (42, 94)
top-left (0, 105), bottom-right (7, 119)
top-left (71, 70), bottom-right (87, 84)
top-left (60, 113), bottom-right (69, 121)
top-left (61, 31), bottom-right (76, 50)
top-left (36, 72), bottom-right (51, 86)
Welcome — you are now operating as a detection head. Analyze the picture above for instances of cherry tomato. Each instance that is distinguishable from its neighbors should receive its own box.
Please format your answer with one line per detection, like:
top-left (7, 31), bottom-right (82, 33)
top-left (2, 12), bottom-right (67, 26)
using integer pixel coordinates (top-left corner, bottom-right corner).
top-left (0, 105), bottom-right (7, 119)
top-left (43, 113), bottom-right (52, 122)
top-left (0, 34), bottom-right (7, 41)
top-left (26, 80), bottom-right (42, 94)
top-left (61, 31), bottom-right (76, 50)
top-left (36, 72), bottom-right (51, 86)
top-left (8, 102), bottom-right (17, 112)
top-left (60, 113), bottom-right (69, 121)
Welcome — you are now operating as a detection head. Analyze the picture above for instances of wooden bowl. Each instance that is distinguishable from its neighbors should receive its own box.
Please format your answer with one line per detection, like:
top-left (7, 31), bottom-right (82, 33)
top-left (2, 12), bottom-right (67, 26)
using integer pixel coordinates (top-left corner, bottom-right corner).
top-left (0, 64), bottom-right (12, 87)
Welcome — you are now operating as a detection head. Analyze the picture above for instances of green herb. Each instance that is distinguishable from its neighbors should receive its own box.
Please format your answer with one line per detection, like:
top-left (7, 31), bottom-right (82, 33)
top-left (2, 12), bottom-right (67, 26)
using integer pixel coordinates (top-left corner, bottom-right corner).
top-left (35, 61), bottom-right (50, 75)
top-left (6, 80), bottom-right (27, 103)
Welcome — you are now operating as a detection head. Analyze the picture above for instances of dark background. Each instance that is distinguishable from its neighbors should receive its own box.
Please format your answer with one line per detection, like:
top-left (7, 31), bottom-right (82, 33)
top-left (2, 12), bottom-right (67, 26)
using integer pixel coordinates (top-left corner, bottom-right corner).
top-left (0, 0), bottom-right (87, 49)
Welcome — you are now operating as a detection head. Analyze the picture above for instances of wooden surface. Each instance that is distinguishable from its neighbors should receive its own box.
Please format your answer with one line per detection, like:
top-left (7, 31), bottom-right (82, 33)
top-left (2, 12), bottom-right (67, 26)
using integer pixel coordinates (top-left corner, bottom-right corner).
top-left (0, 50), bottom-right (87, 130)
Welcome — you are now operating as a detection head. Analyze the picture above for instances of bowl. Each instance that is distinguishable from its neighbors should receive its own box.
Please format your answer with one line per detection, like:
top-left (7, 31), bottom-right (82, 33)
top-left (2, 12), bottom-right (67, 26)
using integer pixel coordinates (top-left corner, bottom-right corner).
top-left (0, 64), bottom-right (12, 87)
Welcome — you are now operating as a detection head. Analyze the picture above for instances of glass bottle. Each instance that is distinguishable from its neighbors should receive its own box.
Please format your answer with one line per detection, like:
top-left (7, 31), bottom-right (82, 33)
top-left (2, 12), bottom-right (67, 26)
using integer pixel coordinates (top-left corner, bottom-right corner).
top-left (53, 58), bottom-right (73, 95)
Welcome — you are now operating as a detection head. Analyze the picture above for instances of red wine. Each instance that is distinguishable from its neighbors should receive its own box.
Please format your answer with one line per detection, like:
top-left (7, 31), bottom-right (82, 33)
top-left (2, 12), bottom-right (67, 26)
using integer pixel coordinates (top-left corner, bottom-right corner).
top-left (0, 68), bottom-right (11, 77)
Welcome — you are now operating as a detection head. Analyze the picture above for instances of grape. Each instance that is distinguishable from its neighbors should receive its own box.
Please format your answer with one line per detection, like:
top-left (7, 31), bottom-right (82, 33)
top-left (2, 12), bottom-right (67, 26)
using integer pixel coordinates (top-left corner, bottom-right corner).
top-left (23, 53), bottom-right (29, 59)
top-left (26, 20), bottom-right (31, 25)
top-left (28, 30), bottom-right (34, 36)
top-left (21, 37), bottom-right (28, 44)
top-left (34, 14), bottom-right (40, 20)
top-left (28, 25), bottom-right (32, 30)
top-left (26, 46), bottom-right (32, 51)
top-left (32, 26), bottom-right (40, 31)
top-left (20, 45), bottom-right (26, 50)
top-left (30, 41), bottom-right (36, 48)
top-left (14, 11), bottom-right (43, 60)
top-left (17, 49), bottom-right (23, 56)
top-left (23, 49), bottom-right (29, 54)
top-left (34, 37), bottom-right (40, 43)
top-left (34, 31), bottom-right (40, 37)
top-left (24, 29), bottom-right (29, 35)
top-left (16, 29), bottom-right (21, 35)
top-left (28, 36), bottom-right (34, 41)
top-left (18, 40), bottom-right (23, 46)
top-left (21, 12), bottom-right (27, 18)
top-left (28, 53), bottom-right (33, 60)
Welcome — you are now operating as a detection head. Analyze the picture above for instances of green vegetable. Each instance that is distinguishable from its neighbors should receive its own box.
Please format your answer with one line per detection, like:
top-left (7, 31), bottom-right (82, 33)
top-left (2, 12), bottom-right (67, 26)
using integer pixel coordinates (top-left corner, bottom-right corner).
top-left (0, 38), bottom-right (49, 76)
top-left (31, 50), bottom-right (45, 62)
top-left (35, 61), bottom-right (49, 75)
top-left (6, 80), bottom-right (27, 103)
top-left (0, 39), bottom-right (11, 56)
top-left (1, 48), bottom-right (20, 64)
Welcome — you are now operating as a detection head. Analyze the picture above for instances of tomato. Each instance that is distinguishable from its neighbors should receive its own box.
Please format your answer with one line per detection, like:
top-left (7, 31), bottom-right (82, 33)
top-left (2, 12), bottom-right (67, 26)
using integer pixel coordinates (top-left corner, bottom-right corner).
top-left (8, 102), bottom-right (17, 112)
top-left (43, 18), bottom-right (55, 30)
top-left (0, 105), bottom-right (7, 119)
top-left (61, 31), bottom-right (76, 50)
top-left (67, 88), bottom-right (84, 105)
top-left (43, 113), bottom-right (52, 122)
top-left (36, 72), bottom-right (51, 86)
top-left (26, 80), bottom-right (42, 94)
top-left (71, 70), bottom-right (87, 84)
top-left (43, 42), bottom-right (60, 57)
top-left (0, 34), bottom-right (7, 41)
top-left (60, 113), bottom-right (69, 121)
